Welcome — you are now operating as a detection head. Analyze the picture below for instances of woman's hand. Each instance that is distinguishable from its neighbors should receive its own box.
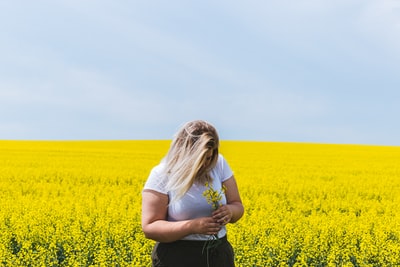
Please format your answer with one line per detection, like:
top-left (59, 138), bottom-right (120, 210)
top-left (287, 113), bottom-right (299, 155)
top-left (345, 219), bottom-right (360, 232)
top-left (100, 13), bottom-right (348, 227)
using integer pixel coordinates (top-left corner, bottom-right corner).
top-left (210, 175), bottom-right (245, 226)
top-left (212, 205), bottom-right (233, 225)
top-left (191, 217), bottom-right (222, 235)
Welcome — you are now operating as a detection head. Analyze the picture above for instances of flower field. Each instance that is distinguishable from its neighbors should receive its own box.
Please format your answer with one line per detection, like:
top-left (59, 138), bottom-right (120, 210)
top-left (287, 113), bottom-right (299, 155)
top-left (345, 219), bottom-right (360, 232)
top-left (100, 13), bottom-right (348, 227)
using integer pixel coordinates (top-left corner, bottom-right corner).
top-left (1, 140), bottom-right (400, 266)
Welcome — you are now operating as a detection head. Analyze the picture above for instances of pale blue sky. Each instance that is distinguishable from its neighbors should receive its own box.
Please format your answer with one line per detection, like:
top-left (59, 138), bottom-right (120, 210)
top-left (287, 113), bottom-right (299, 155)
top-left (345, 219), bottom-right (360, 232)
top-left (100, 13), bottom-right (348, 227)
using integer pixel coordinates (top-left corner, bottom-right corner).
top-left (1, 1), bottom-right (400, 145)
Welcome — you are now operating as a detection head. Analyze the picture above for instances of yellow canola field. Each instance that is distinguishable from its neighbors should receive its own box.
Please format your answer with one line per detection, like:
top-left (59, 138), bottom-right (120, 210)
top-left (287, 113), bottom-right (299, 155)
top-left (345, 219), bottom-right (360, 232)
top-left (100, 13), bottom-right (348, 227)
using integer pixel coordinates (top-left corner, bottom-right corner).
top-left (1, 140), bottom-right (400, 266)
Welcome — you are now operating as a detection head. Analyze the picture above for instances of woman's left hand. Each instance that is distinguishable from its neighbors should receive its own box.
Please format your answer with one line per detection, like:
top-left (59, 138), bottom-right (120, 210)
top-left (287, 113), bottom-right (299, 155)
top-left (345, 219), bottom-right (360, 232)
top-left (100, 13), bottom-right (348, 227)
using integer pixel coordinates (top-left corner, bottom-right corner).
top-left (212, 205), bottom-right (233, 225)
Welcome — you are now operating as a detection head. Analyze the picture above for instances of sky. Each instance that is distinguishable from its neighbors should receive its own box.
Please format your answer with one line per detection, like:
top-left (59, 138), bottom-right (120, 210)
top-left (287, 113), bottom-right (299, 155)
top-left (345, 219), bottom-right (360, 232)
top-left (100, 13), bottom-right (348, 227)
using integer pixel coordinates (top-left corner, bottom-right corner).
top-left (1, 1), bottom-right (400, 146)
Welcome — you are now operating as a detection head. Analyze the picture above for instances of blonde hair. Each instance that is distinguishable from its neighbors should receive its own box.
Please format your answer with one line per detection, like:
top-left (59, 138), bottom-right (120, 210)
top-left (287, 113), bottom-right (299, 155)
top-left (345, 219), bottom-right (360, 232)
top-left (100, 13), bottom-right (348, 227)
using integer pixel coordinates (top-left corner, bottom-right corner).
top-left (164, 120), bottom-right (219, 203)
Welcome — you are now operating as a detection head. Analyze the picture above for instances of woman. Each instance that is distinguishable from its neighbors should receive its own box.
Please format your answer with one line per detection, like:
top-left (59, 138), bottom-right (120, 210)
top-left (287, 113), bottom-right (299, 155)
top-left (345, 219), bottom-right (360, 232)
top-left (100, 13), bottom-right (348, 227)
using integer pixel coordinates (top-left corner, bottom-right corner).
top-left (142, 120), bottom-right (244, 267)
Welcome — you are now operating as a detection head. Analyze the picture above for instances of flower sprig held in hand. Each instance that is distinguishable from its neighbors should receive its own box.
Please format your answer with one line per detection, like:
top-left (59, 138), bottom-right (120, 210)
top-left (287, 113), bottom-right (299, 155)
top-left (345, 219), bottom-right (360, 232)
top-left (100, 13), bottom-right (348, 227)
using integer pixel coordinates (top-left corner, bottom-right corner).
top-left (203, 182), bottom-right (227, 211)
top-left (202, 181), bottom-right (227, 260)
top-left (203, 182), bottom-right (226, 258)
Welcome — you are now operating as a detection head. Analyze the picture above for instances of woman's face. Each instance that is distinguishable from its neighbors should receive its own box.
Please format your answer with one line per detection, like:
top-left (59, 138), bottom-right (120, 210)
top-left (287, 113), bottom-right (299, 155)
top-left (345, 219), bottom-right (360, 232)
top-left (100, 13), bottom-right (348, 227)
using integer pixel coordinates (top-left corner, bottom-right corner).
top-left (203, 149), bottom-right (214, 168)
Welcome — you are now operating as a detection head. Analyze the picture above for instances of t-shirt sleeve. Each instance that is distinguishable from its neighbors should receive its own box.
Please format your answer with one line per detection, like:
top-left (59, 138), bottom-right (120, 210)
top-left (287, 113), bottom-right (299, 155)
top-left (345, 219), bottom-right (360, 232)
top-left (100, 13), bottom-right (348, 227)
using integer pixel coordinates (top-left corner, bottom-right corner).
top-left (218, 154), bottom-right (234, 182)
top-left (143, 164), bottom-right (168, 195)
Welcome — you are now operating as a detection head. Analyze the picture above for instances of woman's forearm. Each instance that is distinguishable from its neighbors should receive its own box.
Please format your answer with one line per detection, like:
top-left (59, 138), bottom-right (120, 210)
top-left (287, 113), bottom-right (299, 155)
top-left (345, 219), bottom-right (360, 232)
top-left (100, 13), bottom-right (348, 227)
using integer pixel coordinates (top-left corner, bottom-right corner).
top-left (142, 216), bottom-right (222, 243)
top-left (143, 219), bottom-right (193, 243)
top-left (227, 202), bottom-right (244, 223)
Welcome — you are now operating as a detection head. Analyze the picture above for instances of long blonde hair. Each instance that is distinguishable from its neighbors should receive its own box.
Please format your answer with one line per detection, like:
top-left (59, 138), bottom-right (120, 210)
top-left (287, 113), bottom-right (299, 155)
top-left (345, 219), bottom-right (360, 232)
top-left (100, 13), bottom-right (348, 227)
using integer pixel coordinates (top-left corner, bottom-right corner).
top-left (164, 120), bottom-right (219, 202)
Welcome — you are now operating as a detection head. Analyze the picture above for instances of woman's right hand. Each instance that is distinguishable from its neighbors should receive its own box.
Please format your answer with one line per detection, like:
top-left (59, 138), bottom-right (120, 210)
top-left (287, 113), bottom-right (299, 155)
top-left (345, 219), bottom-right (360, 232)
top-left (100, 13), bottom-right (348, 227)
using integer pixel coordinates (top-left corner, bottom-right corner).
top-left (191, 217), bottom-right (221, 235)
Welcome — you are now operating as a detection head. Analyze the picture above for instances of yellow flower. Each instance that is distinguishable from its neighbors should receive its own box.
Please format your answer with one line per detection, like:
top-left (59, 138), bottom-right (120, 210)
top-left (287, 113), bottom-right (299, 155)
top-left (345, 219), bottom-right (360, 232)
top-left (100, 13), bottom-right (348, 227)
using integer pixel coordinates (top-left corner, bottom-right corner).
top-left (203, 183), bottom-right (226, 210)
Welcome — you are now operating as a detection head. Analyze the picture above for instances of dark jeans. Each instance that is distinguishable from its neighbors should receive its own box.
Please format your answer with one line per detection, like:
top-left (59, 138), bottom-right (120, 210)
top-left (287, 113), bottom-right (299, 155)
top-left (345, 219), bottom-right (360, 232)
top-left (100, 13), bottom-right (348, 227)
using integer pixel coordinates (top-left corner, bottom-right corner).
top-left (151, 236), bottom-right (235, 267)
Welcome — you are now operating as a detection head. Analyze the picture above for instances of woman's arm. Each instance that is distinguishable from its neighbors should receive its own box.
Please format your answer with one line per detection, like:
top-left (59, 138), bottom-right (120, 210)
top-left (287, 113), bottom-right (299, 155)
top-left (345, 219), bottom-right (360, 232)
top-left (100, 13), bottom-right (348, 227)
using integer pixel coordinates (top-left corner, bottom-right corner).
top-left (141, 189), bottom-right (222, 243)
top-left (213, 175), bottom-right (244, 224)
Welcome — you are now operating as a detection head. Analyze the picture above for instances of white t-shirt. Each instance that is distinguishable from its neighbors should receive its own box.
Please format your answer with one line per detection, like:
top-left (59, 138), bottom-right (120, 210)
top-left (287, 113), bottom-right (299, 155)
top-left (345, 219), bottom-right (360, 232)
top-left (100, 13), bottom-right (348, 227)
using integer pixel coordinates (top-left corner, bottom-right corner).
top-left (143, 154), bottom-right (233, 240)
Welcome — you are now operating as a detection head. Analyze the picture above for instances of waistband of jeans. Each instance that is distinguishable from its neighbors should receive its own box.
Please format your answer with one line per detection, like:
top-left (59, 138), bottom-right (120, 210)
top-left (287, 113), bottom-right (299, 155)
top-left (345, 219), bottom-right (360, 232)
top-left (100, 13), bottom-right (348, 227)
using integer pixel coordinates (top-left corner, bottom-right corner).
top-left (167, 235), bottom-right (227, 247)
